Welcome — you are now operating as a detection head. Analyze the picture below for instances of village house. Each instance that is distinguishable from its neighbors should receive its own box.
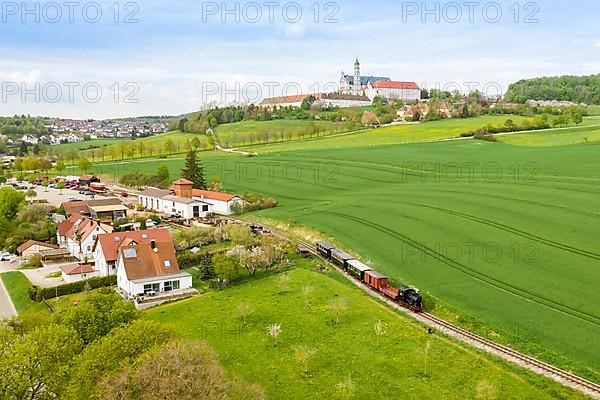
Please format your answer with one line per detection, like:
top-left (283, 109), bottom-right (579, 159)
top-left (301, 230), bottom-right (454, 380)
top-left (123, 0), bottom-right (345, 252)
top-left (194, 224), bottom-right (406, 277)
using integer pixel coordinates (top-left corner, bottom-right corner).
top-left (93, 228), bottom-right (172, 277)
top-left (57, 215), bottom-right (113, 261)
top-left (116, 240), bottom-right (192, 300)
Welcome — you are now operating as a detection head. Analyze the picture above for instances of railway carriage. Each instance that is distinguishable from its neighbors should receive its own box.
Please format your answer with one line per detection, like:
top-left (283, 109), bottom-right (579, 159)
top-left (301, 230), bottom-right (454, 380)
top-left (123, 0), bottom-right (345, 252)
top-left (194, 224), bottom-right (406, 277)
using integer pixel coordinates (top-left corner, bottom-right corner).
top-left (363, 270), bottom-right (389, 290)
top-left (346, 259), bottom-right (372, 280)
top-left (330, 248), bottom-right (355, 269)
top-left (316, 241), bottom-right (335, 259)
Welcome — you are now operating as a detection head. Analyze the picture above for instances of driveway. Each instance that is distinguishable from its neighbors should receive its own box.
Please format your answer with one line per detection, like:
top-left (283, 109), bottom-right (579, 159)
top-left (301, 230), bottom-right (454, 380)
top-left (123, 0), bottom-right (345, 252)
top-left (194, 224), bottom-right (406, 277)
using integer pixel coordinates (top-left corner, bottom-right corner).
top-left (31, 187), bottom-right (91, 207)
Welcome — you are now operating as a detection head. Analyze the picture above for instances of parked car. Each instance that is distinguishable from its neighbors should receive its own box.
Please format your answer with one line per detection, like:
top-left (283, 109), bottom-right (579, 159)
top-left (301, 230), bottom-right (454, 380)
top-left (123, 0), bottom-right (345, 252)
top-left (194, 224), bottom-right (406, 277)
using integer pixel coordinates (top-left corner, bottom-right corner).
top-left (48, 184), bottom-right (57, 189)
top-left (0, 252), bottom-right (13, 261)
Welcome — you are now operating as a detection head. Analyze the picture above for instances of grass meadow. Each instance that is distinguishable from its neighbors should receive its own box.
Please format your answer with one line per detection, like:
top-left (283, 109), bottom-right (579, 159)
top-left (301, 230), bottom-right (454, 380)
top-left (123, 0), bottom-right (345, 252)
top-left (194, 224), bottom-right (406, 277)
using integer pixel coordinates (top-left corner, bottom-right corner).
top-left (145, 261), bottom-right (585, 399)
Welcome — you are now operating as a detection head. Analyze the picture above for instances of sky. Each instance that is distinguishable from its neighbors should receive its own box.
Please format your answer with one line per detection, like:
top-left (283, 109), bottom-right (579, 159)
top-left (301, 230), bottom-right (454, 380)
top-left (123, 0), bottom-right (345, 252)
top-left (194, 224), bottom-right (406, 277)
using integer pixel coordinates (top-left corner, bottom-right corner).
top-left (0, 0), bottom-right (599, 119)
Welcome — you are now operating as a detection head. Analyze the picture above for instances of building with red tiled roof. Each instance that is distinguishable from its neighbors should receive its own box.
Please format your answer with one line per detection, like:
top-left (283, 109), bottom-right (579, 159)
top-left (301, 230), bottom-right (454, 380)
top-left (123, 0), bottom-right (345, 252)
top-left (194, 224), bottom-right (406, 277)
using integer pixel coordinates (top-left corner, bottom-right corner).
top-left (93, 229), bottom-right (172, 277)
top-left (56, 214), bottom-right (112, 261)
top-left (16, 240), bottom-right (60, 261)
top-left (116, 241), bottom-right (192, 299)
top-left (60, 263), bottom-right (97, 283)
top-left (366, 80), bottom-right (421, 103)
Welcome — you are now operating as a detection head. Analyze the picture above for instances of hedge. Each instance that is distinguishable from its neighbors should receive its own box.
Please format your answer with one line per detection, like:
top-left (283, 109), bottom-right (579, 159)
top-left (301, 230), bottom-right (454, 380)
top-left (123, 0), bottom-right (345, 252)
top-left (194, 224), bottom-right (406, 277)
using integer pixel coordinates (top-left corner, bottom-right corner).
top-left (29, 275), bottom-right (117, 302)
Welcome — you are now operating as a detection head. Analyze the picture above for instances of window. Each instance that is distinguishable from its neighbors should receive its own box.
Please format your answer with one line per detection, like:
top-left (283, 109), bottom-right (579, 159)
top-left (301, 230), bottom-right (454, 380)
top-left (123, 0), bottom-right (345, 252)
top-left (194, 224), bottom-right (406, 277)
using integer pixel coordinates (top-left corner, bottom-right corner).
top-left (143, 283), bottom-right (160, 294)
top-left (202, 205), bottom-right (209, 212)
top-left (123, 248), bottom-right (137, 259)
top-left (193, 206), bottom-right (200, 218)
top-left (164, 280), bottom-right (179, 292)
top-left (164, 260), bottom-right (171, 268)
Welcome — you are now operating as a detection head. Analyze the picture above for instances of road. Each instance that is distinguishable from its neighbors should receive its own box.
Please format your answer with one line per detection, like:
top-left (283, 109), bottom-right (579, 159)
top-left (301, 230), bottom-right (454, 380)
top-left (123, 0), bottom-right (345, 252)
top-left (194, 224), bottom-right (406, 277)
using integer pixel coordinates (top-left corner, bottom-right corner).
top-left (0, 269), bottom-right (18, 319)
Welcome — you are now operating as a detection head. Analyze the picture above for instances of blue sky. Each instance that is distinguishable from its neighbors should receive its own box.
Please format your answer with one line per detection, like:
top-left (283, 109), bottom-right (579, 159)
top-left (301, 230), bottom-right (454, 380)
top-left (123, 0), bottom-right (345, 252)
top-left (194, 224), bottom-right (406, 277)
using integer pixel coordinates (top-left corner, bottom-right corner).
top-left (1, 0), bottom-right (599, 119)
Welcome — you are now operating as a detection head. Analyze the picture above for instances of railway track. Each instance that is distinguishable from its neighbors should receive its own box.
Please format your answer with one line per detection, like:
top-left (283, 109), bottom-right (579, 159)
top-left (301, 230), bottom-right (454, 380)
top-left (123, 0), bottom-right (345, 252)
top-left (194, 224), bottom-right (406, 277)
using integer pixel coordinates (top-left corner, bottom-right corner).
top-left (229, 217), bottom-right (600, 399)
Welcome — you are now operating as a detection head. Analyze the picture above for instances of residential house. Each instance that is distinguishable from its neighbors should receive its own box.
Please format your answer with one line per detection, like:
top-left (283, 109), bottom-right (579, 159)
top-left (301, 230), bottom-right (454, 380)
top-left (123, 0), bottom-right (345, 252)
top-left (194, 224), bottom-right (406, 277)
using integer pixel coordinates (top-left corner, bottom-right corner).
top-left (57, 215), bottom-right (112, 261)
top-left (93, 229), bottom-right (172, 277)
top-left (191, 189), bottom-right (242, 215)
top-left (116, 241), bottom-right (192, 299)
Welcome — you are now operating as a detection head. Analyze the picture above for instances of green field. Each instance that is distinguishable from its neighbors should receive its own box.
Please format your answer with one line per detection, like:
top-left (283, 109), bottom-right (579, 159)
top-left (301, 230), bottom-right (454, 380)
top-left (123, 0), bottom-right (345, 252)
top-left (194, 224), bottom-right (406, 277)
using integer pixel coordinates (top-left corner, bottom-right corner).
top-left (88, 118), bottom-right (600, 382)
top-left (51, 138), bottom-right (129, 153)
top-left (146, 262), bottom-right (583, 399)
top-left (238, 116), bottom-right (533, 153)
top-left (499, 125), bottom-right (600, 146)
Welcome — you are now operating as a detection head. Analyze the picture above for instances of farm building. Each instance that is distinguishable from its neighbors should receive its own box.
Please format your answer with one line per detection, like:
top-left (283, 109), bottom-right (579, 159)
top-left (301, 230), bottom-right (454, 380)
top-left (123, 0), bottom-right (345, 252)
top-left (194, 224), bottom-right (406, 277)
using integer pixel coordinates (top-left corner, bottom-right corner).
top-left (138, 179), bottom-right (241, 219)
top-left (86, 198), bottom-right (128, 222)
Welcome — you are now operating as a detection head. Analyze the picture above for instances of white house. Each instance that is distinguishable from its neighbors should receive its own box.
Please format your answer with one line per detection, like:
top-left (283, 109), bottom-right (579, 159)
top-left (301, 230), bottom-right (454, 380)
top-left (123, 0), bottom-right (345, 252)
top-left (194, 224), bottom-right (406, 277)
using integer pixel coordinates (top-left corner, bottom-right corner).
top-left (93, 229), bottom-right (172, 277)
top-left (116, 241), bottom-right (192, 299)
top-left (139, 179), bottom-right (241, 218)
top-left (57, 215), bottom-right (112, 261)
top-left (192, 189), bottom-right (242, 215)
top-left (366, 81), bottom-right (421, 102)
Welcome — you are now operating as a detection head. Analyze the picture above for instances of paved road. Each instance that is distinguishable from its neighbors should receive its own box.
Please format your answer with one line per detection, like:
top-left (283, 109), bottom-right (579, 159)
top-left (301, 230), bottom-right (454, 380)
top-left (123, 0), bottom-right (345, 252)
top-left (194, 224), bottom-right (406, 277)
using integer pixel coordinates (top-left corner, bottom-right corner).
top-left (0, 274), bottom-right (18, 319)
top-left (31, 187), bottom-right (91, 207)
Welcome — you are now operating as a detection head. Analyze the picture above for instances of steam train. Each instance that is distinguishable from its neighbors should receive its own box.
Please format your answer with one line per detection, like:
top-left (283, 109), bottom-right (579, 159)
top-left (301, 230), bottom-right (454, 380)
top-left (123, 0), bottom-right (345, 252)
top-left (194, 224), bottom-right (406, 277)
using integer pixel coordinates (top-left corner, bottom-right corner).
top-left (316, 241), bottom-right (424, 312)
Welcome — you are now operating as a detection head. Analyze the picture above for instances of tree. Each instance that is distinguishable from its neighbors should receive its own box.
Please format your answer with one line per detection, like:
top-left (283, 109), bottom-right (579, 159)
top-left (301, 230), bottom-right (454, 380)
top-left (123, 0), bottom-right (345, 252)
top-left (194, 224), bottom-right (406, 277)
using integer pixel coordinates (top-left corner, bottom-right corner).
top-left (157, 165), bottom-right (169, 181)
top-left (0, 187), bottom-right (25, 221)
top-left (336, 375), bottom-right (357, 399)
top-left (266, 323), bottom-right (282, 345)
top-left (56, 181), bottom-right (65, 195)
top-left (25, 189), bottom-right (37, 200)
top-left (236, 302), bottom-right (254, 325)
top-left (572, 112), bottom-right (583, 125)
top-left (55, 289), bottom-right (138, 345)
top-left (294, 345), bottom-right (318, 374)
top-left (374, 319), bottom-right (386, 349)
top-left (212, 252), bottom-right (239, 285)
top-left (191, 137), bottom-right (201, 151)
top-left (0, 324), bottom-right (82, 400)
top-left (78, 158), bottom-right (92, 173)
top-left (95, 340), bottom-right (265, 400)
top-left (301, 95), bottom-right (316, 110)
top-left (330, 298), bottom-right (347, 326)
top-left (181, 150), bottom-right (207, 189)
top-left (164, 139), bottom-right (174, 155)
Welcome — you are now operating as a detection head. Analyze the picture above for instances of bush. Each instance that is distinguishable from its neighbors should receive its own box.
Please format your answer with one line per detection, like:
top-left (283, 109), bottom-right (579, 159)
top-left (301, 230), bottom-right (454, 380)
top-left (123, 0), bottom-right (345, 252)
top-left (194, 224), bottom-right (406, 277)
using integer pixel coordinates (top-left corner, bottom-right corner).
top-left (29, 275), bottom-right (117, 302)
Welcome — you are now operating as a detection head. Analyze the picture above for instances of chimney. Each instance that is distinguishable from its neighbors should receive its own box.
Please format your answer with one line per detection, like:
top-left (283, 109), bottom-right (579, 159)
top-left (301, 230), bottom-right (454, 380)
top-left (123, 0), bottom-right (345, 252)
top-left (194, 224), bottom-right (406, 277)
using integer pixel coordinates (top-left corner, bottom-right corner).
top-left (150, 240), bottom-right (156, 249)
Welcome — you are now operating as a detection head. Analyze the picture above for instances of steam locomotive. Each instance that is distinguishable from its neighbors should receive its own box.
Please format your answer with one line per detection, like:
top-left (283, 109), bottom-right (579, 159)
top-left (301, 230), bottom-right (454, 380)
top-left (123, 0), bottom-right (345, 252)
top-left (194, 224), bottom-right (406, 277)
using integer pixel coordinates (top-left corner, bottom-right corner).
top-left (316, 241), bottom-right (424, 312)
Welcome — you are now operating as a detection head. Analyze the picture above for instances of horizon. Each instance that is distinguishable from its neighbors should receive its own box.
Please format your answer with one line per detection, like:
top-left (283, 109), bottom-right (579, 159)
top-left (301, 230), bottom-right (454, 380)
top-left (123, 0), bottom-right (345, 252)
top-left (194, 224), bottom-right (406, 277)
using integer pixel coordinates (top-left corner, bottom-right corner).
top-left (1, 0), bottom-right (600, 119)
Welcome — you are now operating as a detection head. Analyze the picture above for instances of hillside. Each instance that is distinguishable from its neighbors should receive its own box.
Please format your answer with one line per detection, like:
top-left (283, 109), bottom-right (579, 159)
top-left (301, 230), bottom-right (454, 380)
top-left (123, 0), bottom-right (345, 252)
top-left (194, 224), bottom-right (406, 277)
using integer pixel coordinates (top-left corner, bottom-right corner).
top-left (505, 74), bottom-right (600, 104)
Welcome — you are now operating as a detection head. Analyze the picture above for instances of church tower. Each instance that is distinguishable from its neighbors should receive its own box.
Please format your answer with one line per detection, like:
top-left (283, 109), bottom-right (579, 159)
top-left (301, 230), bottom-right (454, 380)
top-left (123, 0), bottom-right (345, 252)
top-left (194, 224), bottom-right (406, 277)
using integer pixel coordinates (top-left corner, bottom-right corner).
top-left (353, 58), bottom-right (361, 94)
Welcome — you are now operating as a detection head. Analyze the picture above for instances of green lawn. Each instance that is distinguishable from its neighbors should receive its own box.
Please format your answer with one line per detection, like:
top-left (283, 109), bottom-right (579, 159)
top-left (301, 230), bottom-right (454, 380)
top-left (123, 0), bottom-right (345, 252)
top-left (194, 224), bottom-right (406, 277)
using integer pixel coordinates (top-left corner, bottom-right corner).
top-left (146, 263), bottom-right (584, 399)
top-left (499, 125), bottom-right (600, 146)
top-left (1, 272), bottom-right (47, 315)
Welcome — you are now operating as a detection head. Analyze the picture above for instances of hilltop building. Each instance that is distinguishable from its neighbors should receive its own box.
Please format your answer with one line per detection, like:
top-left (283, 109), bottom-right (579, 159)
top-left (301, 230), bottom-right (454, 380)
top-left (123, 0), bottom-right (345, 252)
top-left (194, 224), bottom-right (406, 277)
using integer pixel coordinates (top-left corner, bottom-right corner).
top-left (340, 59), bottom-right (421, 103)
